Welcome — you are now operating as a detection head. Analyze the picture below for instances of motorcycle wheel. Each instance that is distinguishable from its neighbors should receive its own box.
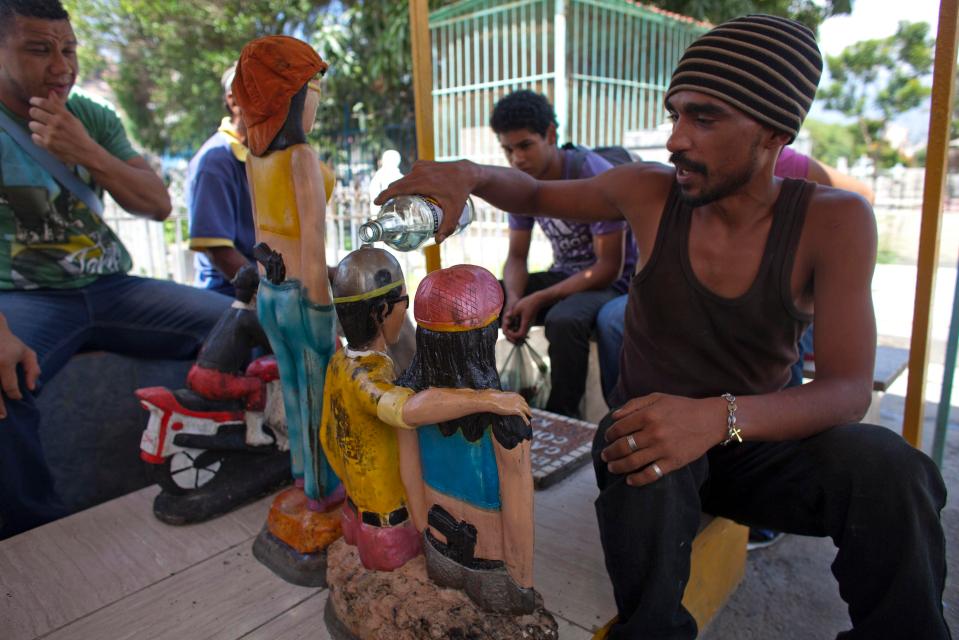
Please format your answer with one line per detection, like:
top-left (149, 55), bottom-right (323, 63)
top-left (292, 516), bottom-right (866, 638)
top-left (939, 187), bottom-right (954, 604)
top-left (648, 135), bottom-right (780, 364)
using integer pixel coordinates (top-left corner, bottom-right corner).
top-left (150, 448), bottom-right (225, 495)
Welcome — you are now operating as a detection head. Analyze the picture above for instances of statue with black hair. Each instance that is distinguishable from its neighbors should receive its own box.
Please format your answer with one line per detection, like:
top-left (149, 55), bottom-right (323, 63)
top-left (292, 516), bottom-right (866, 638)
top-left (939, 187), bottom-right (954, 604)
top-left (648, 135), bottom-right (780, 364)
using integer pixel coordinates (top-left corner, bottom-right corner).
top-left (397, 264), bottom-right (538, 615)
top-left (320, 254), bottom-right (552, 638)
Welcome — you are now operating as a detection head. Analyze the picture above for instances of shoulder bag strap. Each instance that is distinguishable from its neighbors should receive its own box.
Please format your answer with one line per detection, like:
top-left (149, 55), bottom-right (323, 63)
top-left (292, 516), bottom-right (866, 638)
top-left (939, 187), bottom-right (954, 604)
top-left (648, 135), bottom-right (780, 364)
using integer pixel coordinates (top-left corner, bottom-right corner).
top-left (0, 107), bottom-right (104, 217)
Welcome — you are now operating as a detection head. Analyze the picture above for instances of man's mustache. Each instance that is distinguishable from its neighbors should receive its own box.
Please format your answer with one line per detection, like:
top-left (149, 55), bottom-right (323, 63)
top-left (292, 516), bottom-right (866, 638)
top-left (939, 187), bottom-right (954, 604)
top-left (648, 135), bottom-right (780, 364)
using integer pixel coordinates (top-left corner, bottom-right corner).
top-left (669, 153), bottom-right (707, 175)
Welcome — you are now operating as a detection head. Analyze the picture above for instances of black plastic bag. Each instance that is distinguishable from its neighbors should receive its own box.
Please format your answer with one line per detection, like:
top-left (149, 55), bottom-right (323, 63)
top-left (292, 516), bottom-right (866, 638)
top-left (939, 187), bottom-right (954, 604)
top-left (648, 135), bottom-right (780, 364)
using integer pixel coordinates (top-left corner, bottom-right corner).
top-left (498, 339), bottom-right (550, 409)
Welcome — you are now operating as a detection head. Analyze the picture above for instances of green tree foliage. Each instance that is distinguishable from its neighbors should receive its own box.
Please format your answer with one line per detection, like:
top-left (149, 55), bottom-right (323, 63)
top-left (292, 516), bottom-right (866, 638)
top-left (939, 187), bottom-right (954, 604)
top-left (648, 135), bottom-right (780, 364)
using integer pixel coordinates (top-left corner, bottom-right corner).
top-left (804, 118), bottom-right (914, 168)
top-left (64, 0), bottom-right (340, 154)
top-left (803, 118), bottom-right (861, 167)
top-left (62, 0), bottom-right (854, 161)
top-left (646, 0), bottom-right (851, 31)
top-left (311, 1), bottom-right (430, 169)
top-left (819, 21), bottom-right (933, 173)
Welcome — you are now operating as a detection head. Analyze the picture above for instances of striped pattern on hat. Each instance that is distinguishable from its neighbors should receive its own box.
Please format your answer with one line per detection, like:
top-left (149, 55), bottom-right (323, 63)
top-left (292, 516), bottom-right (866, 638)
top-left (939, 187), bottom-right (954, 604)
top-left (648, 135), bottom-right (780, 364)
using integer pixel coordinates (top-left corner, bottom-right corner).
top-left (665, 14), bottom-right (822, 141)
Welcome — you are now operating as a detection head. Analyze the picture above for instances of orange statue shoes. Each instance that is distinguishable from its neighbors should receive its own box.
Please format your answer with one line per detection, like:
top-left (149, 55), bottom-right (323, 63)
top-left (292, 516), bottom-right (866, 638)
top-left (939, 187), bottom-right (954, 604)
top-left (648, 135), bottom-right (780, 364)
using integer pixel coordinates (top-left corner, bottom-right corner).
top-left (266, 486), bottom-right (344, 555)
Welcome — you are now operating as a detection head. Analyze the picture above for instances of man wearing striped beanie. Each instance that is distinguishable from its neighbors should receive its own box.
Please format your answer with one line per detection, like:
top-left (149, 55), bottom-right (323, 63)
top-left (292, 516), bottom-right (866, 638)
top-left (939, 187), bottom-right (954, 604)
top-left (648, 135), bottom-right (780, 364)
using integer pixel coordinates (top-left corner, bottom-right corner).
top-left (663, 13), bottom-right (822, 207)
top-left (375, 14), bottom-right (950, 640)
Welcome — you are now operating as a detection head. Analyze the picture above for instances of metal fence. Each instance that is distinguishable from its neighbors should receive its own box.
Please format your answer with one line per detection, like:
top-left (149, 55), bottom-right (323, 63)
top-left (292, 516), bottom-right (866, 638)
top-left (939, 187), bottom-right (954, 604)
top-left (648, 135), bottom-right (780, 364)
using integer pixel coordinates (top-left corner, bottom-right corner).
top-left (111, 170), bottom-right (556, 296)
top-left (113, 164), bottom-right (959, 295)
top-left (429, 0), bottom-right (707, 163)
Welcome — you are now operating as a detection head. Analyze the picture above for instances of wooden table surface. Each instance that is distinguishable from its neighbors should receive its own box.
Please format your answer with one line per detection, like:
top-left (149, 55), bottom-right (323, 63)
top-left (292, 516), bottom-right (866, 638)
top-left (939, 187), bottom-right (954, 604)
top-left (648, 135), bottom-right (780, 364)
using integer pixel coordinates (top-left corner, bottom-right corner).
top-left (0, 465), bottom-right (613, 640)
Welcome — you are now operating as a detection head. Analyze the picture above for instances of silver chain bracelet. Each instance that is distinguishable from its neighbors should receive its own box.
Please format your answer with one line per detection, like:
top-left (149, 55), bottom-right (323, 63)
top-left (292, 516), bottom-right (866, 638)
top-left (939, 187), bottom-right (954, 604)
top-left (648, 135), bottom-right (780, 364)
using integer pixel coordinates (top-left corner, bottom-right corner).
top-left (720, 392), bottom-right (743, 445)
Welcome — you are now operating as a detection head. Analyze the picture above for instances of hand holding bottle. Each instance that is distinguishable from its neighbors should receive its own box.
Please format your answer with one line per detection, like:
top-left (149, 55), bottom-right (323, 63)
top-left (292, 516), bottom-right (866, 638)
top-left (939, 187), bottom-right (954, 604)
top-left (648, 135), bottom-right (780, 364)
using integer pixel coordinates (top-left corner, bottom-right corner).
top-left (360, 195), bottom-right (473, 252)
top-left (373, 159), bottom-right (479, 244)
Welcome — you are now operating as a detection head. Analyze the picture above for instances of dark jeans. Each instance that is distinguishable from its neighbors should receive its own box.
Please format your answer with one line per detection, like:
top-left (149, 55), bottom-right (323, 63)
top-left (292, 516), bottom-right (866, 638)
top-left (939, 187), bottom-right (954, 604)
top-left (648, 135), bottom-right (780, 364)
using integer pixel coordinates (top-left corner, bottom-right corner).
top-left (789, 325), bottom-right (816, 387)
top-left (517, 271), bottom-right (621, 418)
top-left (0, 274), bottom-right (230, 539)
top-left (593, 414), bottom-right (950, 639)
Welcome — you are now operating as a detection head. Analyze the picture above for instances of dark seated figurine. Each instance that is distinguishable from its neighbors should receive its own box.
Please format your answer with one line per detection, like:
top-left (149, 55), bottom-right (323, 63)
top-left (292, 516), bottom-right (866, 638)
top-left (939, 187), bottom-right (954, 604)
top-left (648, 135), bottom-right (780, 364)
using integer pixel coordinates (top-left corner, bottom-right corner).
top-left (187, 265), bottom-right (275, 446)
top-left (136, 265), bottom-right (291, 524)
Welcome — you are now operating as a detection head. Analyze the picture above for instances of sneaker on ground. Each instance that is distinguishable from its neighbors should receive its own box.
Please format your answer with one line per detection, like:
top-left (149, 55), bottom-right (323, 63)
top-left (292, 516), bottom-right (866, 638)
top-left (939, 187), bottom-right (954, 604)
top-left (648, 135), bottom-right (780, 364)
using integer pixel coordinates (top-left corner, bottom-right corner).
top-left (747, 528), bottom-right (785, 551)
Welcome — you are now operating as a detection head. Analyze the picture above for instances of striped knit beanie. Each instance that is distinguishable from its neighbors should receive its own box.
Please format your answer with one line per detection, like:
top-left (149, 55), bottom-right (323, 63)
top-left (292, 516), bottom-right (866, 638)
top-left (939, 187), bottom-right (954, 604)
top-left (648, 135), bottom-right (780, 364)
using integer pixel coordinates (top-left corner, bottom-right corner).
top-left (665, 14), bottom-right (822, 142)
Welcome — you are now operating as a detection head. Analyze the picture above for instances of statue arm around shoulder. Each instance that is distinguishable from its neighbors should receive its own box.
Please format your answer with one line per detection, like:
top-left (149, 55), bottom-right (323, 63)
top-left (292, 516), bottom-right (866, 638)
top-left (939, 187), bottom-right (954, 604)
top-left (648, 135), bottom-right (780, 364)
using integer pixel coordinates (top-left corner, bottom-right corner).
top-left (392, 388), bottom-right (532, 428)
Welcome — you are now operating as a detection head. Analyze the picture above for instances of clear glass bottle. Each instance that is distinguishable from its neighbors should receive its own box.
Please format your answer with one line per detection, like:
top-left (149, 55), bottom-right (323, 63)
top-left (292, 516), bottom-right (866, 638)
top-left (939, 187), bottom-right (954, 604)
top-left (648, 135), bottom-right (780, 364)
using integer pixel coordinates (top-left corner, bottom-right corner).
top-left (358, 195), bottom-right (473, 251)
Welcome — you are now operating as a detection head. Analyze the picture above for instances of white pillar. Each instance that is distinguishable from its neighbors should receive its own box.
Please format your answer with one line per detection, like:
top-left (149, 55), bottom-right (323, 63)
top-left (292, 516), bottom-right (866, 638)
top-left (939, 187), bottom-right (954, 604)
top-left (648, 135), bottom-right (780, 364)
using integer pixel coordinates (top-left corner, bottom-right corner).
top-left (553, 0), bottom-right (568, 144)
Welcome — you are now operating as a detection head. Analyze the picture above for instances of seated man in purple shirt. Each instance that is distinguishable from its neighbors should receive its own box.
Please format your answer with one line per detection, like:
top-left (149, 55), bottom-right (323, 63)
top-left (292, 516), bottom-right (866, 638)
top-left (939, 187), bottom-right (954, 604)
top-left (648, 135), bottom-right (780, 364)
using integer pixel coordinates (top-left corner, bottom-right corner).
top-left (492, 90), bottom-right (637, 418)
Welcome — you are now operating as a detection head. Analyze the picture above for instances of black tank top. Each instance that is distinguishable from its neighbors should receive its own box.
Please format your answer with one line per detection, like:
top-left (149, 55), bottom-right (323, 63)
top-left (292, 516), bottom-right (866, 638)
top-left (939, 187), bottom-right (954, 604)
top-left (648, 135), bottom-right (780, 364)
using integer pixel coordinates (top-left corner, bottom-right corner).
top-left (613, 178), bottom-right (815, 405)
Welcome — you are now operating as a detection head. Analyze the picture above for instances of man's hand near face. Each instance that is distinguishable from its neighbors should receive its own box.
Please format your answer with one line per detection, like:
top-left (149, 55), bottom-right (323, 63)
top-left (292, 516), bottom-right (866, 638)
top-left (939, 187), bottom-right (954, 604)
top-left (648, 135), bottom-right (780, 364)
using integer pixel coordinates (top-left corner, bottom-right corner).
top-left (0, 8), bottom-right (171, 223)
top-left (24, 90), bottom-right (171, 221)
top-left (27, 92), bottom-right (96, 165)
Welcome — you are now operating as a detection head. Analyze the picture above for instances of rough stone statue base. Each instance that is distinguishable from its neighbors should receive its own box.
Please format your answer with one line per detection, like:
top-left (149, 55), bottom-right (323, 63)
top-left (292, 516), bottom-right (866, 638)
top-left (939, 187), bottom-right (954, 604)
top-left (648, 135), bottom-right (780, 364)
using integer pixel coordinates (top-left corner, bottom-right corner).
top-left (252, 486), bottom-right (343, 587)
top-left (324, 539), bottom-right (558, 640)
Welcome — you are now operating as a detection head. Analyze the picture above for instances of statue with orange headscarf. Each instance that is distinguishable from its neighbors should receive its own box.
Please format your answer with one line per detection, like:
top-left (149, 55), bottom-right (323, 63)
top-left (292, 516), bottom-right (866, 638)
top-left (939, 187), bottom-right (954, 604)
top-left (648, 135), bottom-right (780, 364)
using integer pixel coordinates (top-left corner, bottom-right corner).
top-left (231, 35), bottom-right (342, 586)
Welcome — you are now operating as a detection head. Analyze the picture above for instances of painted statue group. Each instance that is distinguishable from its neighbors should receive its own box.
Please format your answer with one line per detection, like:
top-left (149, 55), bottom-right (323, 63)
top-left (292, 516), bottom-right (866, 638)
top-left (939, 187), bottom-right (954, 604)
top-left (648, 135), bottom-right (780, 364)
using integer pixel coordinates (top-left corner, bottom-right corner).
top-left (126, 16), bottom-right (952, 637)
top-left (1, 0), bottom-right (949, 635)
top-left (213, 35), bottom-right (544, 632)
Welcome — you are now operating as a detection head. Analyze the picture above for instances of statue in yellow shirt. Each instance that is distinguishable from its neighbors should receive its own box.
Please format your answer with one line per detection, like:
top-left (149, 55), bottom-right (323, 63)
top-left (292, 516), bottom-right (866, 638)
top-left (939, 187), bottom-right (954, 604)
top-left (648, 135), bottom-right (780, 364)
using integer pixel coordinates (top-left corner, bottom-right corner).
top-left (321, 245), bottom-right (530, 572)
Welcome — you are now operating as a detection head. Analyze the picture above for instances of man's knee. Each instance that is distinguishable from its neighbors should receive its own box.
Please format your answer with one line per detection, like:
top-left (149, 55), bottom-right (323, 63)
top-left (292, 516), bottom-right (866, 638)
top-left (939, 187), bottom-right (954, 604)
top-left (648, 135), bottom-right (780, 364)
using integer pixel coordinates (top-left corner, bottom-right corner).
top-left (596, 296), bottom-right (625, 336)
top-left (814, 424), bottom-right (945, 506)
top-left (544, 308), bottom-right (590, 345)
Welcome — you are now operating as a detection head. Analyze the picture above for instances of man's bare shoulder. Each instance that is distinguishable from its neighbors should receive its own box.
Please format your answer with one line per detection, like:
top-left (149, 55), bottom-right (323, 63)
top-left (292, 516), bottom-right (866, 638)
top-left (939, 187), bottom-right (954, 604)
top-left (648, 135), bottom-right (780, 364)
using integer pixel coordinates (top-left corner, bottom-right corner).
top-left (803, 183), bottom-right (877, 259)
top-left (805, 183), bottom-right (876, 233)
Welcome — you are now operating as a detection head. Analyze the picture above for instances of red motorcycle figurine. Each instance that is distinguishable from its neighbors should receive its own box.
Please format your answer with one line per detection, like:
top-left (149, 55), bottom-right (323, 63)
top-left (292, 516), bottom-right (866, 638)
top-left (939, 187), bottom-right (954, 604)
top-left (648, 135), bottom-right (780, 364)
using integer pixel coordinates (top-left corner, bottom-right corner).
top-left (135, 266), bottom-right (291, 524)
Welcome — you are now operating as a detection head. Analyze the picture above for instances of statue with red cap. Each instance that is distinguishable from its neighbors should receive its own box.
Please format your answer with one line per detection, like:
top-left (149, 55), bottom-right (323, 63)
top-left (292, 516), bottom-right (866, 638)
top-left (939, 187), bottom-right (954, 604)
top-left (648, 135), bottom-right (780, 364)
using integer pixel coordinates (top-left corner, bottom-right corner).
top-left (397, 264), bottom-right (539, 614)
top-left (231, 34), bottom-right (342, 586)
